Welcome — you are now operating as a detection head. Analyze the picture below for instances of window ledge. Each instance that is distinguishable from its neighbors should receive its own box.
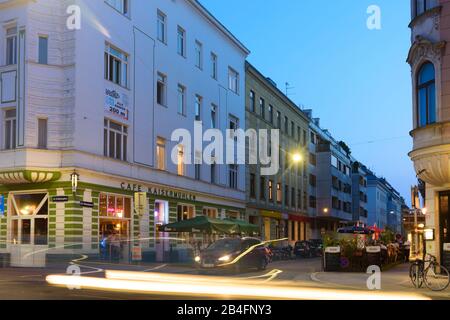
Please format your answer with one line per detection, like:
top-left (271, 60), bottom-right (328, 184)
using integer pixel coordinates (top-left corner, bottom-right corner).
top-left (409, 6), bottom-right (442, 29)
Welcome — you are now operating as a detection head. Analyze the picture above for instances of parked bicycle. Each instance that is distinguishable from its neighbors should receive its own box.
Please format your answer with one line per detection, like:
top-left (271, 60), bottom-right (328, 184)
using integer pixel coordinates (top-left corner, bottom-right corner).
top-left (410, 254), bottom-right (450, 292)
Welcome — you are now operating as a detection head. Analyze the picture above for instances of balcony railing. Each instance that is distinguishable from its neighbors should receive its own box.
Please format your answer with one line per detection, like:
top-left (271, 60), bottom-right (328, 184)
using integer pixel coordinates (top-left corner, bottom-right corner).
top-left (0, 64), bottom-right (17, 105)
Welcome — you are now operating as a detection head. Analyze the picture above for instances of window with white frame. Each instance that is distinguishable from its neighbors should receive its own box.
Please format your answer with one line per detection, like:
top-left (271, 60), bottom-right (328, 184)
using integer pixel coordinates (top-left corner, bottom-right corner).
top-left (195, 94), bottom-right (202, 121)
top-left (229, 164), bottom-right (238, 189)
top-left (211, 52), bottom-right (218, 80)
top-left (157, 72), bottom-right (167, 106)
top-left (177, 26), bottom-right (186, 57)
top-left (177, 84), bottom-right (186, 115)
top-left (37, 118), bottom-right (48, 149)
top-left (203, 208), bottom-right (218, 219)
top-left (177, 204), bottom-right (195, 221)
top-left (104, 119), bottom-right (128, 161)
top-left (38, 36), bottom-right (48, 64)
top-left (177, 145), bottom-right (185, 176)
top-left (4, 109), bottom-right (16, 150)
top-left (211, 104), bottom-right (217, 129)
top-left (195, 40), bottom-right (203, 69)
top-left (228, 67), bottom-right (239, 94)
top-left (106, 0), bottom-right (129, 16)
top-left (104, 44), bottom-right (128, 87)
top-left (6, 27), bottom-right (17, 65)
top-left (156, 137), bottom-right (166, 171)
top-left (157, 10), bottom-right (166, 43)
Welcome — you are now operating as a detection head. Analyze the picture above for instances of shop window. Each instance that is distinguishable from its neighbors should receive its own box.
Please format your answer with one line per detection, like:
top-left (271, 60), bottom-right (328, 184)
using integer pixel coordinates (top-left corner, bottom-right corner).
top-left (99, 193), bottom-right (131, 219)
top-left (177, 205), bottom-right (195, 221)
top-left (10, 193), bottom-right (48, 245)
top-left (203, 208), bottom-right (217, 219)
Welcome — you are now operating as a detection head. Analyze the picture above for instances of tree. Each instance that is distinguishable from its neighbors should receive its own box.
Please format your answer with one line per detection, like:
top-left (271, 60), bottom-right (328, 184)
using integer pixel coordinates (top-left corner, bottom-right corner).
top-left (338, 141), bottom-right (351, 156)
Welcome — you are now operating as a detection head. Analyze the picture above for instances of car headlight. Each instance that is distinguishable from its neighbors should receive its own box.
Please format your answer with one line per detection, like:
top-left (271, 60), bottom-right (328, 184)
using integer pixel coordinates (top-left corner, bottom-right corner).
top-left (218, 255), bottom-right (231, 262)
top-left (194, 256), bottom-right (201, 263)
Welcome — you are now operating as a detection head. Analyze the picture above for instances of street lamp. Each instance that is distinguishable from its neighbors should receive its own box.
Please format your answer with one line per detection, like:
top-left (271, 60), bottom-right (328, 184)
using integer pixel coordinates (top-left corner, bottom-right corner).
top-left (71, 170), bottom-right (80, 194)
top-left (292, 153), bottom-right (303, 163)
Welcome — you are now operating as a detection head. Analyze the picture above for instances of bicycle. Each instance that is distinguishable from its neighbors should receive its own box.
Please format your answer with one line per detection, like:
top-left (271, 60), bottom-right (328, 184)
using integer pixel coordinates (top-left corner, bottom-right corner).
top-left (410, 254), bottom-right (450, 291)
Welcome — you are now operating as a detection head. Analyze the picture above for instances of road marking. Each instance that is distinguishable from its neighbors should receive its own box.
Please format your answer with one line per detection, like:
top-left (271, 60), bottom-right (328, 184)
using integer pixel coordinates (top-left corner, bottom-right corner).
top-left (143, 264), bottom-right (167, 272)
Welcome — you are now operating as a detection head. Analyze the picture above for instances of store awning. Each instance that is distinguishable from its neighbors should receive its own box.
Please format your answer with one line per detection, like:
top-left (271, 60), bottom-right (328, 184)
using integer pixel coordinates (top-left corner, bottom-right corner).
top-left (260, 210), bottom-right (283, 220)
top-left (224, 219), bottom-right (259, 236)
top-left (160, 216), bottom-right (238, 234)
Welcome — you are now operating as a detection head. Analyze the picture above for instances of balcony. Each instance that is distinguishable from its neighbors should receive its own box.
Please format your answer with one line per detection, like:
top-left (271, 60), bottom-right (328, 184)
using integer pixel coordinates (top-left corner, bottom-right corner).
top-left (409, 121), bottom-right (450, 186)
top-left (0, 64), bottom-right (17, 106)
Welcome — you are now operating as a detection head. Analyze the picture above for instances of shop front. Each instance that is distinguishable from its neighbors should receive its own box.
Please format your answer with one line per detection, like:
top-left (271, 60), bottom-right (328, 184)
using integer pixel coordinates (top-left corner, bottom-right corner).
top-left (287, 214), bottom-right (312, 244)
top-left (260, 210), bottom-right (287, 241)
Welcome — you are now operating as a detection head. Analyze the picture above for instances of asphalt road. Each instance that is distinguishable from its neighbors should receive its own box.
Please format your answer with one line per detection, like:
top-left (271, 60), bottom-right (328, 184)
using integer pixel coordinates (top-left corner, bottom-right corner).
top-left (0, 258), bottom-right (448, 300)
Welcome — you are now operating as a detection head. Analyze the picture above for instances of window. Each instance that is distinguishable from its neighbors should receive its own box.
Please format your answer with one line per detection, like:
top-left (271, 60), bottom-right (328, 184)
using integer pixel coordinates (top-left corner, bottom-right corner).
top-left (104, 119), bottom-right (128, 161)
top-left (260, 177), bottom-right (266, 200)
top-left (303, 129), bottom-right (307, 146)
top-left (269, 180), bottom-right (274, 201)
top-left (415, 0), bottom-right (436, 16)
top-left (210, 104), bottom-right (218, 129)
top-left (229, 115), bottom-right (239, 134)
top-left (309, 196), bottom-right (317, 209)
top-left (228, 67), bottom-right (239, 94)
top-left (4, 109), bottom-right (16, 150)
top-left (6, 27), bottom-right (17, 65)
top-left (331, 155), bottom-right (338, 168)
top-left (332, 197), bottom-right (340, 210)
top-left (229, 165), bottom-right (238, 189)
top-left (210, 52), bottom-right (218, 79)
top-left (284, 116), bottom-right (289, 133)
top-left (203, 208), bottom-right (218, 219)
top-left (37, 118), bottom-right (48, 149)
top-left (211, 163), bottom-right (216, 184)
top-left (268, 105), bottom-right (274, 124)
top-left (195, 95), bottom-right (202, 121)
top-left (177, 205), bottom-right (195, 221)
top-left (106, 0), bottom-right (129, 15)
top-left (104, 44), bottom-right (128, 87)
top-left (177, 26), bottom-right (186, 57)
top-left (259, 98), bottom-right (265, 119)
top-left (284, 185), bottom-right (289, 207)
top-left (177, 84), bottom-right (186, 115)
top-left (195, 164), bottom-right (201, 180)
top-left (291, 121), bottom-right (295, 137)
top-left (309, 153), bottom-right (317, 166)
top-left (177, 145), bottom-right (185, 176)
top-left (291, 187), bottom-right (296, 208)
top-left (276, 183), bottom-right (282, 203)
top-left (157, 11), bottom-right (166, 43)
top-left (99, 194), bottom-right (131, 218)
top-left (309, 174), bottom-right (317, 187)
top-left (276, 111), bottom-right (281, 129)
top-left (417, 62), bottom-right (436, 127)
top-left (297, 127), bottom-right (301, 142)
top-left (156, 137), bottom-right (166, 171)
top-left (249, 90), bottom-right (256, 112)
top-left (310, 132), bottom-right (316, 144)
top-left (249, 173), bottom-right (256, 199)
top-left (195, 41), bottom-right (203, 69)
top-left (38, 36), bottom-right (48, 64)
top-left (157, 73), bottom-right (167, 106)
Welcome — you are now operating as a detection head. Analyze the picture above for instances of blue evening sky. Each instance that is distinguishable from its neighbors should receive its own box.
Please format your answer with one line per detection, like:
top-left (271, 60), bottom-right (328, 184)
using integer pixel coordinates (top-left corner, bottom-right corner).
top-left (200, 0), bottom-right (414, 202)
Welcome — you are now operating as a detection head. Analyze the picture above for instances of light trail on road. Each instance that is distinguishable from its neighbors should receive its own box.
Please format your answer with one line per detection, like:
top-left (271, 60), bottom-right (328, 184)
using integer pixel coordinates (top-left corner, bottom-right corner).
top-left (46, 270), bottom-right (430, 300)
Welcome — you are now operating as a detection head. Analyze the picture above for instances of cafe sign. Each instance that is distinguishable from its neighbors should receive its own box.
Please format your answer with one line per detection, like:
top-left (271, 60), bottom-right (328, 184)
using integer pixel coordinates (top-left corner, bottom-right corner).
top-left (105, 88), bottom-right (129, 121)
top-left (121, 183), bottom-right (196, 201)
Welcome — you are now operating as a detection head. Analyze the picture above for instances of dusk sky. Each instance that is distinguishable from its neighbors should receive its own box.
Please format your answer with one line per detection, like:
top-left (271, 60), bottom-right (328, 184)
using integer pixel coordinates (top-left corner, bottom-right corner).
top-left (201, 0), bottom-right (414, 203)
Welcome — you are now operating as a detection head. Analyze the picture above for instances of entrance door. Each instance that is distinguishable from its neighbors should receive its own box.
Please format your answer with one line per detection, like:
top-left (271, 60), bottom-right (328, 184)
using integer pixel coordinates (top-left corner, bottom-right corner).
top-left (439, 193), bottom-right (450, 260)
top-left (9, 193), bottom-right (49, 267)
top-left (99, 220), bottom-right (130, 262)
top-left (154, 200), bottom-right (169, 262)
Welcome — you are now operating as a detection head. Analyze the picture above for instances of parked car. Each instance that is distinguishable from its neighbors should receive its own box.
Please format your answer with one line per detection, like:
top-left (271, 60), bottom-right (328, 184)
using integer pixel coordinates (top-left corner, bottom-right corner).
top-left (195, 237), bottom-right (270, 273)
top-left (294, 241), bottom-right (313, 258)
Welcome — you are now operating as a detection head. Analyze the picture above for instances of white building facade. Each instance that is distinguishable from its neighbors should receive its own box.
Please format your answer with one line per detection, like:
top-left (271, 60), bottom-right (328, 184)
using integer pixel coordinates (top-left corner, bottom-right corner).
top-left (0, 0), bottom-right (249, 266)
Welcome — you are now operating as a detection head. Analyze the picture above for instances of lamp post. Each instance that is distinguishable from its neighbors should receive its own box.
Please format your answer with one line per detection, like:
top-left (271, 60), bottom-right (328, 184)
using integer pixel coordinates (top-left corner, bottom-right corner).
top-left (71, 170), bottom-right (80, 195)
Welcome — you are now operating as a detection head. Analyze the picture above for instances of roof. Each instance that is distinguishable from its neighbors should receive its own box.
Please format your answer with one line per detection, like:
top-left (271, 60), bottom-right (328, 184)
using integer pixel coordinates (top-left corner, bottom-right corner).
top-left (189, 0), bottom-right (250, 55)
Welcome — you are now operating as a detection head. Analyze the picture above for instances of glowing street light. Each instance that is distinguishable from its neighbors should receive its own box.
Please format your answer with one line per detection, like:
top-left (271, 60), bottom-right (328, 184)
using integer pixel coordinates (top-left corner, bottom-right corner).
top-left (292, 153), bottom-right (303, 163)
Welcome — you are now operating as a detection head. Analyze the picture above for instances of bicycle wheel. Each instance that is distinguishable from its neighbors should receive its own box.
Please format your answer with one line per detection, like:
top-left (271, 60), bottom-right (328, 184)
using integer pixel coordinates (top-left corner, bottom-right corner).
top-left (409, 262), bottom-right (423, 288)
top-left (424, 264), bottom-right (450, 292)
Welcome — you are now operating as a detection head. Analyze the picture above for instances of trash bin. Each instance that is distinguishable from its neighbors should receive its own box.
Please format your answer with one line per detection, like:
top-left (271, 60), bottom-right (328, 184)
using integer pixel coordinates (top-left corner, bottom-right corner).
top-left (324, 246), bottom-right (341, 272)
top-left (442, 244), bottom-right (450, 271)
top-left (365, 246), bottom-right (382, 268)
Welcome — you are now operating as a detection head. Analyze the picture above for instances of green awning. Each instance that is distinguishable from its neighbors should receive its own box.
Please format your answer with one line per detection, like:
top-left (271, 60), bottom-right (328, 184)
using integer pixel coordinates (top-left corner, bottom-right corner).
top-left (159, 216), bottom-right (238, 234)
top-left (224, 219), bottom-right (260, 236)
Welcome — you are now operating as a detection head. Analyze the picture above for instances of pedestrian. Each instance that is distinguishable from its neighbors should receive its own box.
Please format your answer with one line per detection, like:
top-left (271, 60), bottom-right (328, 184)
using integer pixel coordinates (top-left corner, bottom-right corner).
top-left (109, 232), bottom-right (121, 261)
top-left (404, 239), bottom-right (411, 263)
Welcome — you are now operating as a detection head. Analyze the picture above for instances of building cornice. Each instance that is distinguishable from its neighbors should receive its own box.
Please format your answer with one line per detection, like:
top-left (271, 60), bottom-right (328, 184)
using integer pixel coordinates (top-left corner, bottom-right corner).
top-left (408, 5), bottom-right (442, 29)
top-left (188, 0), bottom-right (250, 56)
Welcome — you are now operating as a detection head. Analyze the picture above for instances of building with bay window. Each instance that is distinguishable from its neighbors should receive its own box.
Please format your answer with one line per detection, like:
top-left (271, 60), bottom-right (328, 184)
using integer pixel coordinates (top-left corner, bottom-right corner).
top-left (408, 0), bottom-right (450, 263)
top-left (0, 0), bottom-right (248, 266)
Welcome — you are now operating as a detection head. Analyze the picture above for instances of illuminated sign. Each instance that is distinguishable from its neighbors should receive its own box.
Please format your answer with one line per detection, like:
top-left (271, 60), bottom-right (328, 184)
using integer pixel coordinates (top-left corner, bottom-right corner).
top-left (424, 229), bottom-right (435, 241)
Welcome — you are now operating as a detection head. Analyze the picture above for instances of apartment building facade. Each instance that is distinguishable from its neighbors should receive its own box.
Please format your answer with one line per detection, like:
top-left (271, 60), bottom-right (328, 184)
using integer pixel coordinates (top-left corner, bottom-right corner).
top-left (0, 0), bottom-right (249, 266)
top-left (245, 62), bottom-right (311, 242)
top-left (306, 111), bottom-right (369, 237)
top-left (407, 0), bottom-right (450, 262)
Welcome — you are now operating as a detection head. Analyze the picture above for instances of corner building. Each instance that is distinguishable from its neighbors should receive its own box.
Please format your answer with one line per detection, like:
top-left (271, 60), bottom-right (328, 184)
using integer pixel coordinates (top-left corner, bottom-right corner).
top-left (0, 0), bottom-right (249, 266)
